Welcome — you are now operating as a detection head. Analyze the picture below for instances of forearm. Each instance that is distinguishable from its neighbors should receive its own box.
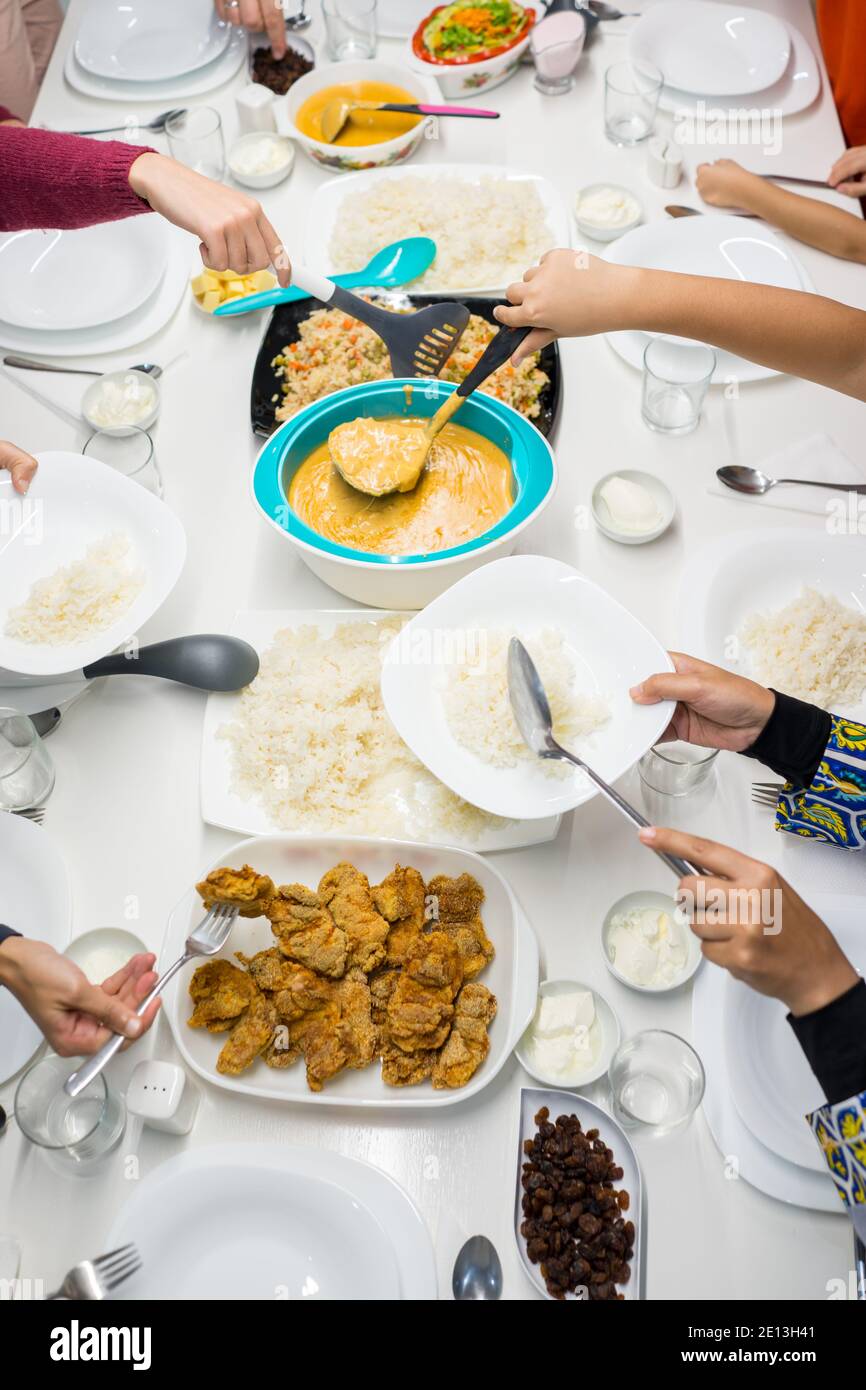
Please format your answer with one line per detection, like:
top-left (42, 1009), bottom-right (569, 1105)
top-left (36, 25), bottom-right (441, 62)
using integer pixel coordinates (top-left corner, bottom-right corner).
top-left (738, 181), bottom-right (866, 264)
top-left (0, 127), bottom-right (155, 231)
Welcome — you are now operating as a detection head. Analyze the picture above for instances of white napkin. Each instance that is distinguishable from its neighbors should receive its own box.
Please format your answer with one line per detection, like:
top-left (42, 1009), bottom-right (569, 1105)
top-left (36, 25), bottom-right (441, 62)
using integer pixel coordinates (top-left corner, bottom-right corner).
top-left (1, 361), bottom-right (87, 427)
top-left (708, 433), bottom-right (865, 516)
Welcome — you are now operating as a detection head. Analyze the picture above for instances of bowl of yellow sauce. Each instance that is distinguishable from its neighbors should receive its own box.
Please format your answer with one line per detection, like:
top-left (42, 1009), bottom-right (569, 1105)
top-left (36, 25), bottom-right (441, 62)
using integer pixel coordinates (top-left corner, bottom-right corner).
top-left (251, 378), bottom-right (557, 608)
top-left (283, 60), bottom-right (440, 171)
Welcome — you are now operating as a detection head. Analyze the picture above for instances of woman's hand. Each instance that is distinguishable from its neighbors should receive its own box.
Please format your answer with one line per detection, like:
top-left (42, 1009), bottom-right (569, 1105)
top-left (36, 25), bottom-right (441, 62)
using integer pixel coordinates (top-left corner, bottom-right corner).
top-left (128, 152), bottom-right (291, 285)
top-left (695, 158), bottom-right (764, 210)
top-left (493, 248), bottom-right (640, 363)
top-left (0, 939), bottom-right (161, 1056)
top-left (630, 652), bottom-right (775, 752)
top-left (828, 145), bottom-right (866, 198)
top-left (214, 0), bottom-right (286, 57)
top-left (0, 440), bottom-right (38, 494)
top-left (638, 827), bottom-right (859, 1016)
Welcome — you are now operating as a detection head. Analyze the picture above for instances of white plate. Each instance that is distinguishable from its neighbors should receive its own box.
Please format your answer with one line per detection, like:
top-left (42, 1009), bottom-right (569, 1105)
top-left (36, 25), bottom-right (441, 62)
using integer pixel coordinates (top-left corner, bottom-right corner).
top-left (0, 225), bottom-right (190, 357)
top-left (604, 214), bottom-right (814, 383)
top-left (0, 814), bottom-right (70, 1085)
top-left (677, 527), bottom-right (866, 724)
top-left (303, 163), bottom-right (570, 296)
top-left (380, 555), bottom-right (675, 821)
top-left (0, 218), bottom-right (168, 332)
top-left (724, 900), bottom-right (866, 1173)
top-left (201, 609), bottom-right (561, 851)
top-left (629, 1), bottom-right (790, 97)
top-left (378, 0), bottom-right (433, 38)
top-left (75, 0), bottom-right (230, 82)
top-left (0, 452), bottom-right (186, 678)
top-left (161, 833), bottom-right (539, 1109)
top-left (658, 23), bottom-right (820, 119)
top-left (515, 1087), bottom-right (643, 1299)
top-left (64, 27), bottom-right (245, 102)
top-left (108, 1144), bottom-right (437, 1299)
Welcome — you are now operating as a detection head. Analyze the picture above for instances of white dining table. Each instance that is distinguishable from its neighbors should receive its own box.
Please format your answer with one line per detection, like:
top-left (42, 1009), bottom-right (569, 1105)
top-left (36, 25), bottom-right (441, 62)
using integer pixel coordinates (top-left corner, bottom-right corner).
top-left (1, 0), bottom-right (863, 1301)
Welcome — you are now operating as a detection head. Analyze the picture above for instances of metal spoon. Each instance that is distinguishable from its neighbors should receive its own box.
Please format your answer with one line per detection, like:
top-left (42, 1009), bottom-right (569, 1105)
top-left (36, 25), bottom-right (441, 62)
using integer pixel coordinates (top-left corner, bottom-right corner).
top-left (284, 0), bottom-right (311, 30)
top-left (4, 355), bottom-right (162, 378)
top-left (452, 1236), bottom-right (503, 1300)
top-left (70, 108), bottom-right (186, 136)
top-left (507, 638), bottom-right (702, 878)
top-left (717, 464), bottom-right (866, 497)
top-left (587, 2), bottom-right (638, 18)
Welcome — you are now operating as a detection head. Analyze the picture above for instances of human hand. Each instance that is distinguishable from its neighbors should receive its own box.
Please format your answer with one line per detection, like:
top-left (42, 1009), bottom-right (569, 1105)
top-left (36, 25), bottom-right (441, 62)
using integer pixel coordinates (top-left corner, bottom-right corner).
top-left (494, 248), bottom-right (640, 364)
top-left (629, 652), bottom-right (775, 753)
top-left (214, 0), bottom-right (286, 57)
top-left (828, 145), bottom-right (866, 198)
top-left (128, 153), bottom-right (291, 286)
top-left (695, 158), bottom-right (763, 209)
top-left (638, 827), bottom-right (859, 1016)
top-left (0, 939), bottom-right (161, 1056)
top-left (0, 441), bottom-right (38, 494)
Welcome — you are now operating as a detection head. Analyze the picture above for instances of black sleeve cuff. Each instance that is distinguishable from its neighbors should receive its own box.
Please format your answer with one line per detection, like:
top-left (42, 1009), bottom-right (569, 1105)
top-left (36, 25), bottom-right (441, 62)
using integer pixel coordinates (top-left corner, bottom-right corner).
top-left (0, 925), bottom-right (22, 948)
top-left (742, 689), bottom-right (831, 786)
top-left (788, 978), bottom-right (866, 1105)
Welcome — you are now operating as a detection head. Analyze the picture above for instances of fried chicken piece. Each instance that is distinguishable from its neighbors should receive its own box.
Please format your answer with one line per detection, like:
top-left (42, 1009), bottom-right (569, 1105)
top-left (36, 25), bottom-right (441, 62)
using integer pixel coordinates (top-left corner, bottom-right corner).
top-left (427, 873), bottom-right (494, 979)
top-left (334, 969), bottom-right (376, 1070)
top-left (318, 863), bottom-right (389, 975)
top-left (266, 883), bottom-right (347, 978)
top-left (264, 993), bottom-right (337, 1071)
top-left (432, 982), bottom-right (497, 1089)
top-left (187, 959), bottom-right (258, 1031)
top-left (196, 865), bottom-right (274, 918)
top-left (235, 947), bottom-right (300, 993)
top-left (387, 931), bottom-right (463, 1053)
top-left (381, 1044), bottom-right (436, 1088)
top-left (373, 865), bottom-right (427, 967)
top-left (216, 993), bottom-right (277, 1075)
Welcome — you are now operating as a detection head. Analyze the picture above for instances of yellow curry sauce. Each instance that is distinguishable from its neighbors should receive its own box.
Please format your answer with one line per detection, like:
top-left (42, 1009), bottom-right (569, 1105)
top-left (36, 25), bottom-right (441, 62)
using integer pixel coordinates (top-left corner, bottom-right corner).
top-left (295, 81), bottom-right (423, 147)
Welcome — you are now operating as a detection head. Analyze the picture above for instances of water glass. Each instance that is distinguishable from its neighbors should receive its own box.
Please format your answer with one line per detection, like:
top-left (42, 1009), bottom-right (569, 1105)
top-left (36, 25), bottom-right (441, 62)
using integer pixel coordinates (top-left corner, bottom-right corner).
top-left (608, 1030), bottom-right (705, 1135)
top-left (641, 339), bottom-right (716, 435)
top-left (638, 740), bottom-right (719, 797)
top-left (83, 427), bottom-right (163, 497)
top-left (0, 708), bottom-right (55, 811)
top-left (165, 106), bottom-right (226, 180)
top-left (323, 0), bottom-right (377, 60)
top-left (14, 1054), bottom-right (127, 1176)
top-left (604, 60), bottom-right (663, 145)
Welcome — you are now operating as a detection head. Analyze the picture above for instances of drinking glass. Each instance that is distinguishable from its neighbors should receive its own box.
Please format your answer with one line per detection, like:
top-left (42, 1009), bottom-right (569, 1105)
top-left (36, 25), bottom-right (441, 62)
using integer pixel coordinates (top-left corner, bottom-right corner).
top-left (0, 708), bottom-right (55, 811)
top-left (323, 0), bottom-right (377, 60)
top-left (14, 1054), bottom-right (127, 1176)
top-left (641, 339), bottom-right (716, 435)
top-left (604, 60), bottom-right (663, 145)
top-left (608, 1030), bottom-right (705, 1134)
top-left (531, 24), bottom-right (585, 96)
top-left (83, 427), bottom-right (163, 497)
top-left (165, 106), bottom-right (226, 180)
top-left (638, 740), bottom-right (718, 797)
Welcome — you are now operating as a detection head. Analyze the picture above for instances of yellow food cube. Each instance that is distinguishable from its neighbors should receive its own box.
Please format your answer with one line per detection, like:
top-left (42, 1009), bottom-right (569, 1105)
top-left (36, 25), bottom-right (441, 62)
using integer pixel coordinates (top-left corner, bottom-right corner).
top-left (201, 289), bottom-right (222, 313)
top-left (191, 270), bottom-right (221, 295)
top-left (224, 280), bottom-right (246, 297)
top-left (248, 270), bottom-right (275, 291)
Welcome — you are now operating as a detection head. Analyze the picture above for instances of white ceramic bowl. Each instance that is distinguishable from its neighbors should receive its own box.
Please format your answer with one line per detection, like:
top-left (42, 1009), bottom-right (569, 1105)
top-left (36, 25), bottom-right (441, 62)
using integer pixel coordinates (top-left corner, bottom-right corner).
top-left (64, 926), bottom-right (150, 983)
top-left (81, 368), bottom-right (160, 436)
top-left (281, 59), bottom-right (439, 172)
top-left (575, 183), bottom-right (642, 243)
top-left (515, 978), bottom-right (621, 1089)
top-left (402, 17), bottom-right (534, 99)
top-left (228, 132), bottom-right (294, 189)
top-left (601, 890), bottom-right (702, 995)
top-left (591, 468), bottom-right (675, 545)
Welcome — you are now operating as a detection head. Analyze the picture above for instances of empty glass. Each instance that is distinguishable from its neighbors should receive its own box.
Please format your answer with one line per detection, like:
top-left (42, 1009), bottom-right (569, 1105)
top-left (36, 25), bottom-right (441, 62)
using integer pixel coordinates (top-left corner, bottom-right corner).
top-left (638, 740), bottom-right (719, 797)
top-left (14, 1054), bottom-right (127, 1175)
top-left (609, 1030), bottom-right (705, 1134)
top-left (0, 708), bottom-right (55, 811)
top-left (641, 339), bottom-right (716, 435)
top-left (83, 427), bottom-right (163, 497)
top-left (165, 106), bottom-right (225, 180)
top-left (323, 0), bottom-right (377, 60)
top-left (604, 60), bottom-right (663, 145)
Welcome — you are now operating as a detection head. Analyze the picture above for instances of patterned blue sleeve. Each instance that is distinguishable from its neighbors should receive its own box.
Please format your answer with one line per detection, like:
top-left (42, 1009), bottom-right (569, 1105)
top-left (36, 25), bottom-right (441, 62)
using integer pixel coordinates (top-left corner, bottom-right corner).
top-left (809, 1090), bottom-right (866, 1241)
top-left (774, 717), bottom-right (866, 849)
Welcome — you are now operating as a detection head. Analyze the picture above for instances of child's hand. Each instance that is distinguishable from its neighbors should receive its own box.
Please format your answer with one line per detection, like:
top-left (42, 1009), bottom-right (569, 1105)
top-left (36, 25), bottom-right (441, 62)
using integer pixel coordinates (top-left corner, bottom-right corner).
top-left (494, 249), bottom-right (637, 364)
top-left (828, 146), bottom-right (866, 198)
top-left (695, 158), bottom-right (763, 209)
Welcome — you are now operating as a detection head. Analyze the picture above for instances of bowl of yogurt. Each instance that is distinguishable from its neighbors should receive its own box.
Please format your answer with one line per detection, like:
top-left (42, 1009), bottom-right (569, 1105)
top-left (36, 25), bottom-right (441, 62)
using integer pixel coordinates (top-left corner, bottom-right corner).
top-left (81, 369), bottom-right (160, 437)
top-left (515, 978), bottom-right (621, 1089)
top-left (575, 183), bottom-right (641, 242)
top-left (602, 891), bottom-right (702, 994)
top-left (591, 469), bottom-right (674, 545)
top-left (228, 132), bottom-right (294, 189)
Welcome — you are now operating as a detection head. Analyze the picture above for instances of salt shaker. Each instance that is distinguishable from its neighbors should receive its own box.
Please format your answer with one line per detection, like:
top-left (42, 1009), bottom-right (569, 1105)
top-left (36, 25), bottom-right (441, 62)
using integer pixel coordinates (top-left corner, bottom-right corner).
top-left (235, 82), bottom-right (278, 135)
top-left (126, 1060), bottom-right (200, 1136)
top-left (647, 136), bottom-right (684, 189)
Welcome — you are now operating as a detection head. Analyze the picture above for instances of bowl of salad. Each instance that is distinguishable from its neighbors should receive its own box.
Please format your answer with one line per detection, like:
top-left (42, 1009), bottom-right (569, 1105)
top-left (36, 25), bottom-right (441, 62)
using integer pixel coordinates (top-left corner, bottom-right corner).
top-left (406, 2), bottom-right (536, 98)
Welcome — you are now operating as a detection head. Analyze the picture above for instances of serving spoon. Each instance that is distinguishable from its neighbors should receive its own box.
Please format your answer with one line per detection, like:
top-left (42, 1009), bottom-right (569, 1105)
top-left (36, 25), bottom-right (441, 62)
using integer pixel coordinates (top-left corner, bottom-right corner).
top-left (717, 464), bottom-right (866, 496)
top-left (318, 97), bottom-right (499, 144)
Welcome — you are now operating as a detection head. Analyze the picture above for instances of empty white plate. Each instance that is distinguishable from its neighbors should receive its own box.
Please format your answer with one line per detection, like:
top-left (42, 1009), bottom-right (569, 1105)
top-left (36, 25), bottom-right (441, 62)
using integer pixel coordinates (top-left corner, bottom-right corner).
top-left (629, 1), bottom-right (790, 97)
top-left (0, 218), bottom-right (168, 332)
top-left (658, 23), bottom-right (820, 120)
top-left (75, 0), bottom-right (230, 82)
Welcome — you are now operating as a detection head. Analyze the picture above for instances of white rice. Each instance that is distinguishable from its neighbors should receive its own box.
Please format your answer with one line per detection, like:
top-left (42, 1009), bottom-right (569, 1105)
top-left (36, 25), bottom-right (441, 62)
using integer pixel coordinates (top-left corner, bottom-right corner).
top-left (329, 175), bottom-right (555, 291)
top-left (739, 587), bottom-right (866, 710)
top-left (5, 533), bottom-right (145, 646)
top-left (441, 628), bottom-right (610, 770)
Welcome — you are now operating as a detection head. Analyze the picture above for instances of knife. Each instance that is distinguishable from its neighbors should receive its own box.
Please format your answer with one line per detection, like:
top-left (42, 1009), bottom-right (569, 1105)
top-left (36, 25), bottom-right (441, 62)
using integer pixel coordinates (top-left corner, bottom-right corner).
top-left (665, 205), bottom-right (757, 219)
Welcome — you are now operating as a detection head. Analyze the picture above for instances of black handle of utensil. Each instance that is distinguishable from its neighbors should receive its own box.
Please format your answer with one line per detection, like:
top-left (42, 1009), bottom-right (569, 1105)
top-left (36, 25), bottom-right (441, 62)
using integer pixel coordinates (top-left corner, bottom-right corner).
top-left (82, 635), bottom-right (260, 691)
top-left (456, 326), bottom-right (532, 398)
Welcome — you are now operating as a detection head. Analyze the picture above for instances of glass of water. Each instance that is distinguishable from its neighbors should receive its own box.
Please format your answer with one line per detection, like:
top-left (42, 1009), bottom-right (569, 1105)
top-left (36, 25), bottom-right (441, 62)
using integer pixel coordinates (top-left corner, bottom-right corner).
top-left (14, 1054), bottom-right (127, 1175)
top-left (609, 1030), bottom-right (705, 1134)
top-left (604, 60), bottom-right (663, 145)
top-left (83, 427), bottom-right (163, 497)
top-left (0, 709), bottom-right (55, 811)
top-left (638, 740), bottom-right (719, 797)
top-left (165, 106), bottom-right (226, 180)
top-left (323, 0), bottom-right (377, 60)
top-left (642, 339), bottom-right (716, 435)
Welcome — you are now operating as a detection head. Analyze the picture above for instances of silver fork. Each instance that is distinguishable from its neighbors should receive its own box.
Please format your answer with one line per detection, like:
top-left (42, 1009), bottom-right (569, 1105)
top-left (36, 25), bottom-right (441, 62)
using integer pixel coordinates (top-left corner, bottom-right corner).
top-left (47, 1243), bottom-right (141, 1300)
top-left (64, 902), bottom-right (238, 1098)
top-left (70, 107), bottom-right (186, 136)
top-left (752, 781), bottom-right (786, 808)
top-left (6, 806), bottom-right (45, 824)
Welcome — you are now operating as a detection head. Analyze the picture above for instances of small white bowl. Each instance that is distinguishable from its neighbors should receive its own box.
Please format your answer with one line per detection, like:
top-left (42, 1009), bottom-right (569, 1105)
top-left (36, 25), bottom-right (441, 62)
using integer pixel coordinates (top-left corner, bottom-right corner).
top-left (283, 59), bottom-right (438, 172)
top-left (64, 926), bottom-right (150, 984)
top-left (515, 978), bottom-right (621, 1089)
top-left (601, 890), bottom-right (702, 995)
top-left (574, 182), bottom-right (642, 243)
top-left (228, 132), bottom-right (294, 189)
top-left (591, 468), bottom-right (675, 546)
top-left (81, 369), bottom-right (160, 437)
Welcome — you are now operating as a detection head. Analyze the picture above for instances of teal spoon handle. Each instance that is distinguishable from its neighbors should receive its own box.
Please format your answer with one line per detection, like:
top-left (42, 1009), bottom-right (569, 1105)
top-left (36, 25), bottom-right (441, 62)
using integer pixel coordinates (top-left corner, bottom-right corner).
top-left (214, 270), bottom-right (382, 316)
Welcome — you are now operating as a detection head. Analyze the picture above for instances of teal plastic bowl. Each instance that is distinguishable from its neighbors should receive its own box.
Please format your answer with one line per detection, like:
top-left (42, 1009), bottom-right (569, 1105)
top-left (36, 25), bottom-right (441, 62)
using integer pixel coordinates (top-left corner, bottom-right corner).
top-left (251, 377), bottom-right (557, 608)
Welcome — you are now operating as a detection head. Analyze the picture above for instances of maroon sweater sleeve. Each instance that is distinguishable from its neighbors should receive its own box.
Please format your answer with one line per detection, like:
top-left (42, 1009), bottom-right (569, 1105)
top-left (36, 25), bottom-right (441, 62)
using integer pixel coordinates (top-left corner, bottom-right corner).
top-left (0, 127), bottom-right (157, 231)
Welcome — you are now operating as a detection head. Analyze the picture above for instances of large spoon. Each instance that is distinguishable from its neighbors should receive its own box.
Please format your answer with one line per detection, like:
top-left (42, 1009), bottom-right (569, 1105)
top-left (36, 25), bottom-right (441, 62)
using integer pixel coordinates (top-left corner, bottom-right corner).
top-left (452, 1236), bottom-right (503, 1300)
top-left (717, 464), bottom-right (866, 497)
top-left (507, 638), bottom-right (702, 878)
top-left (319, 98), bottom-right (499, 145)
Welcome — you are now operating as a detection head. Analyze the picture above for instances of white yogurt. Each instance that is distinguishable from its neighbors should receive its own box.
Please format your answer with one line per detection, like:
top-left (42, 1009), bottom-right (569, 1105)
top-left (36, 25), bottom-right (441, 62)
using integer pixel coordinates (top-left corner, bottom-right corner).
top-left (598, 474), bottom-right (662, 534)
top-left (607, 905), bottom-right (689, 988)
top-left (86, 372), bottom-right (157, 429)
top-left (525, 988), bottom-right (602, 1080)
top-left (576, 184), bottom-right (641, 232)
top-left (230, 136), bottom-right (291, 177)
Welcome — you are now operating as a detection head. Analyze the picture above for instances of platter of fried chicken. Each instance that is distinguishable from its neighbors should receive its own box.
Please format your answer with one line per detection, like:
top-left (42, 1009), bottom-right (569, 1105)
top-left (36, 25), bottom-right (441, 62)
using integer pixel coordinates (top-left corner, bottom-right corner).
top-left (161, 836), bottom-right (540, 1107)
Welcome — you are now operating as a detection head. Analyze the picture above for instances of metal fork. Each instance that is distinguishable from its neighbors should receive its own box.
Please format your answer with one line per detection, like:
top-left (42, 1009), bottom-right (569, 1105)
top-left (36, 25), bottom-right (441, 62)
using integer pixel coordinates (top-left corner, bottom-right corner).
top-left (64, 902), bottom-right (238, 1098)
top-left (5, 806), bottom-right (45, 824)
top-left (70, 107), bottom-right (186, 136)
top-left (752, 781), bottom-right (786, 808)
top-left (47, 1243), bottom-right (141, 1300)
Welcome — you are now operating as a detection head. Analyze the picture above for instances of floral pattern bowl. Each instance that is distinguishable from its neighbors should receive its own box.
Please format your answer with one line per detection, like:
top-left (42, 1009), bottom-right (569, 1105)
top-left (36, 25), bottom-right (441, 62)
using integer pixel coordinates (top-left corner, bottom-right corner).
top-left (402, 32), bottom-right (532, 100)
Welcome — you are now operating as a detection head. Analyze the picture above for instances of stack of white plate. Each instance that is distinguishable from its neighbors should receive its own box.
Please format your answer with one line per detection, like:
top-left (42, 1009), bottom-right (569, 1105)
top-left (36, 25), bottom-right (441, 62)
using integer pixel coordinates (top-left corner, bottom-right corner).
top-left (628, 0), bottom-right (820, 119)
